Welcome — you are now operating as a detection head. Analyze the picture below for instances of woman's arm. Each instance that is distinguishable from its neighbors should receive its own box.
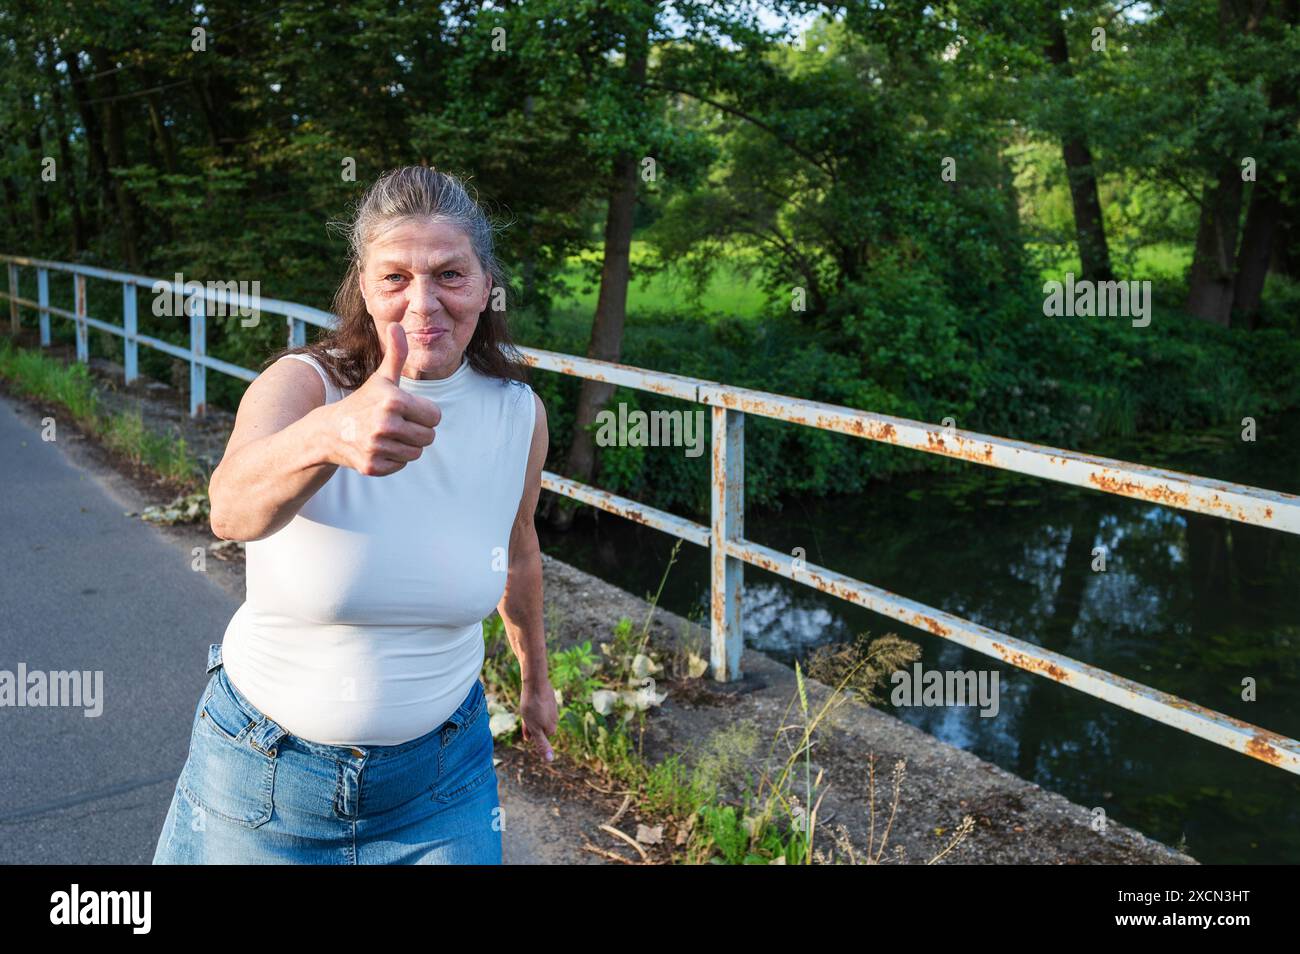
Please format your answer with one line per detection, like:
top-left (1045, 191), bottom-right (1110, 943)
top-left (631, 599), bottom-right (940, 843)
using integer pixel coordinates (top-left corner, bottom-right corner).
top-left (211, 331), bottom-right (441, 542)
top-left (208, 358), bottom-right (340, 543)
top-left (498, 391), bottom-right (549, 686)
top-left (498, 391), bottom-right (557, 760)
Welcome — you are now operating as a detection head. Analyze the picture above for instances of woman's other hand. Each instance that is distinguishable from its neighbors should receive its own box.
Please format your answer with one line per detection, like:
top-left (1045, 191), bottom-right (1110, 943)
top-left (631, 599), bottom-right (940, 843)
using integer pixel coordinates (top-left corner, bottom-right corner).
top-left (519, 676), bottom-right (558, 763)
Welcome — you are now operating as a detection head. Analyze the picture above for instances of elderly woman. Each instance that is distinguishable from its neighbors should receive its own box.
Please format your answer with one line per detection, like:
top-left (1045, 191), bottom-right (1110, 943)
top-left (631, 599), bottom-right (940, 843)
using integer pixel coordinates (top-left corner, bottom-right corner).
top-left (151, 166), bottom-right (557, 864)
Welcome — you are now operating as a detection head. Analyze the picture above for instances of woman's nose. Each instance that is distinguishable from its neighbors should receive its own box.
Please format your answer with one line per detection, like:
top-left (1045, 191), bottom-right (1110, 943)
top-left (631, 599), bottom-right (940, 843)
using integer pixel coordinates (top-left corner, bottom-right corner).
top-left (408, 274), bottom-right (444, 314)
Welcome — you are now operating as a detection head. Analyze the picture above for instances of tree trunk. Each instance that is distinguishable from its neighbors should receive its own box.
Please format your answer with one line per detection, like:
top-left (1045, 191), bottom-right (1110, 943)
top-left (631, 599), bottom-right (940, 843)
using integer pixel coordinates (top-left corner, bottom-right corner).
top-left (1232, 177), bottom-right (1282, 328)
top-left (43, 43), bottom-right (88, 252)
top-left (548, 150), bottom-right (640, 531)
top-left (62, 51), bottom-right (113, 227)
top-left (190, 62), bottom-right (245, 157)
top-left (24, 49), bottom-right (50, 242)
top-left (1231, 52), bottom-right (1297, 328)
top-left (90, 47), bottom-right (142, 270)
top-left (2, 175), bottom-right (21, 231)
top-left (189, 76), bottom-right (229, 153)
top-left (1044, 7), bottom-right (1113, 282)
top-left (146, 89), bottom-right (178, 174)
top-left (1185, 162), bottom-right (1244, 326)
top-left (547, 18), bottom-right (651, 531)
top-left (1184, 0), bottom-right (1273, 325)
top-left (25, 113), bottom-right (49, 244)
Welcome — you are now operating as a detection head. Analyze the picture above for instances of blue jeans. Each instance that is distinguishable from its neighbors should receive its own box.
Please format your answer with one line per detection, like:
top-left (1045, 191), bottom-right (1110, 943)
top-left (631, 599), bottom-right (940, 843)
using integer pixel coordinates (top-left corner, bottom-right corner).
top-left (152, 643), bottom-right (502, 864)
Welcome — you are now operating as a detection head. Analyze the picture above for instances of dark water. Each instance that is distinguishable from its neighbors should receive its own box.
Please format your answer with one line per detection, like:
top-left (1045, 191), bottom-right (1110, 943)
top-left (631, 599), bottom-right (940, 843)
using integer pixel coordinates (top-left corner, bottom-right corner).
top-left (537, 415), bottom-right (1300, 863)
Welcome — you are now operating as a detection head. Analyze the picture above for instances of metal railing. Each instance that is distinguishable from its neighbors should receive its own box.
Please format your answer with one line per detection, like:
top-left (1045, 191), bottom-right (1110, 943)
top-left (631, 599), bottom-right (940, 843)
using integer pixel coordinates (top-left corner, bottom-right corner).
top-left (5, 253), bottom-right (1299, 776)
top-left (3, 254), bottom-right (333, 414)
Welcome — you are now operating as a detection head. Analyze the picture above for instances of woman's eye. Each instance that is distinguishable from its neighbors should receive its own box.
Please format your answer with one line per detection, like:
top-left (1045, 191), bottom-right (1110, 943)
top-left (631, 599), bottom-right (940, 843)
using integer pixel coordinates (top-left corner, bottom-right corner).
top-left (439, 270), bottom-right (461, 280)
top-left (384, 274), bottom-right (405, 283)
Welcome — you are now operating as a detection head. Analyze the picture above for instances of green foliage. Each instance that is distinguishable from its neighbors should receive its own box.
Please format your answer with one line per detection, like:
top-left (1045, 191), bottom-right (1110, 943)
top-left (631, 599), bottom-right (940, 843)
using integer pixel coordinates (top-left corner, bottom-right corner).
top-left (2, 0), bottom-right (1296, 529)
top-left (518, 274), bottom-right (1300, 519)
top-left (694, 800), bottom-right (804, 865)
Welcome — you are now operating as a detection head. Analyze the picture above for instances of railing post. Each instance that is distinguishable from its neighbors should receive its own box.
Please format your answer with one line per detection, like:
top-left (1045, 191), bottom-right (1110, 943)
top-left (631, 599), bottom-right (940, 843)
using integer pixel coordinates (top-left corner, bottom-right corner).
top-left (710, 405), bottom-right (745, 682)
top-left (74, 273), bottom-right (88, 363)
top-left (8, 263), bottom-right (18, 333)
top-left (189, 289), bottom-right (206, 416)
top-left (37, 268), bottom-right (50, 346)
top-left (288, 316), bottom-right (306, 348)
top-left (122, 282), bottom-right (138, 385)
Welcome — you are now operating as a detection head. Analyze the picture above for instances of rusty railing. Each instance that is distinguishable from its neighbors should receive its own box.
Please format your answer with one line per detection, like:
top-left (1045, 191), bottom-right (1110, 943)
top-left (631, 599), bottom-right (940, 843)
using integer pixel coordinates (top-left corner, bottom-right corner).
top-left (5, 252), bottom-right (1299, 775)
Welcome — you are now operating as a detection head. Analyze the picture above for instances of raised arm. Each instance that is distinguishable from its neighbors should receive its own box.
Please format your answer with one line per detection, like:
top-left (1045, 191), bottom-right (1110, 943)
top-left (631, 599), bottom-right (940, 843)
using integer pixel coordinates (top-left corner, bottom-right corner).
top-left (208, 357), bottom-right (339, 543)
top-left (209, 327), bottom-right (442, 542)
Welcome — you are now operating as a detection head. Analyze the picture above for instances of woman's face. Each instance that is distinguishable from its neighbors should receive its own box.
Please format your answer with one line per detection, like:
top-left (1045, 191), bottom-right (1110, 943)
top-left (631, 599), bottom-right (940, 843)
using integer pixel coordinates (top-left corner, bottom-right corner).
top-left (358, 218), bottom-right (492, 380)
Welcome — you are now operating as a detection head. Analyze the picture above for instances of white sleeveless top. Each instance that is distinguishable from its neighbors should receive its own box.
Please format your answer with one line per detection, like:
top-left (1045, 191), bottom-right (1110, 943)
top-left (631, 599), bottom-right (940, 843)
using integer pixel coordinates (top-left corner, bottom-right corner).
top-left (219, 348), bottom-right (537, 745)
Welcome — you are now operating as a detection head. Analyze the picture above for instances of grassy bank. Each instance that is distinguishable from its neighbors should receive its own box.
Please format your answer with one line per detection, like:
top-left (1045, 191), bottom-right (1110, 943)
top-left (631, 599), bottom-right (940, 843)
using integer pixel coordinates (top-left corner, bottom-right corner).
top-left (0, 336), bottom-right (205, 494)
top-left (478, 540), bottom-right (973, 864)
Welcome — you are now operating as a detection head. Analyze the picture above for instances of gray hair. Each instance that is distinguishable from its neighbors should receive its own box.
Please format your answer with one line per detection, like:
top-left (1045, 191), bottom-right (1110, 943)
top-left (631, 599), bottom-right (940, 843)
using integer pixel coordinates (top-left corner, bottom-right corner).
top-left (333, 165), bottom-right (510, 299)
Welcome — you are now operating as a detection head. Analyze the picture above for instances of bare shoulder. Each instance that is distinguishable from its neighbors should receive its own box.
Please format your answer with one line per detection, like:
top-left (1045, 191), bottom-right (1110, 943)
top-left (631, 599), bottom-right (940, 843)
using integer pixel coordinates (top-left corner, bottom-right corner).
top-left (518, 385), bottom-right (547, 477)
top-left (528, 388), bottom-right (547, 448)
top-left (510, 388), bottom-right (548, 526)
top-left (222, 355), bottom-right (327, 463)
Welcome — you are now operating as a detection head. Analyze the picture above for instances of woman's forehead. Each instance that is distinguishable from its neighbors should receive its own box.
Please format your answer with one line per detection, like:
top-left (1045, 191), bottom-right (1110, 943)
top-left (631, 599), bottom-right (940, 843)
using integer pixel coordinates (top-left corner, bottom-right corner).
top-left (363, 222), bottom-right (478, 271)
top-left (367, 249), bottom-right (476, 271)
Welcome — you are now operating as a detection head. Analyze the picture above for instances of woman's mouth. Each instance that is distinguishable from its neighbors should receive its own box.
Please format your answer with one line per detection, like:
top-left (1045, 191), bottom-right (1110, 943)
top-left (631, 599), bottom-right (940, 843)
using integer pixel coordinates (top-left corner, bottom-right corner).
top-left (408, 328), bottom-right (447, 341)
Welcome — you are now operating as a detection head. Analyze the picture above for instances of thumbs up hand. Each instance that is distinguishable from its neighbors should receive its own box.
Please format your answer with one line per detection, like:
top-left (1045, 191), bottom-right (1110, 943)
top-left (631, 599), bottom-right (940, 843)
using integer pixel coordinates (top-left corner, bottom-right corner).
top-left (325, 323), bottom-right (442, 477)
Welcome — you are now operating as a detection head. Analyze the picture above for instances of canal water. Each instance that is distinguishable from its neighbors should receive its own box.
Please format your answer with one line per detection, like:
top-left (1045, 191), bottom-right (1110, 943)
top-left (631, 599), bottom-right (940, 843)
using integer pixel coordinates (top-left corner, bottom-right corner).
top-left (537, 413), bottom-right (1300, 863)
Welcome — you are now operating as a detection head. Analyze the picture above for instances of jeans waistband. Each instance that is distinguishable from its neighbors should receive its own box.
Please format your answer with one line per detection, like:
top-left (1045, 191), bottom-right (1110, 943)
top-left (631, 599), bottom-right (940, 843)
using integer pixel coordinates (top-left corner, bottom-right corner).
top-left (205, 642), bottom-right (485, 762)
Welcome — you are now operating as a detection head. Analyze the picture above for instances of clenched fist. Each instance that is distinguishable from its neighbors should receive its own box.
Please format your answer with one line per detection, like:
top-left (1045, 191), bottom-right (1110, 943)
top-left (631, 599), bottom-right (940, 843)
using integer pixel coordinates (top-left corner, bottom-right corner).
top-left (324, 323), bottom-right (442, 476)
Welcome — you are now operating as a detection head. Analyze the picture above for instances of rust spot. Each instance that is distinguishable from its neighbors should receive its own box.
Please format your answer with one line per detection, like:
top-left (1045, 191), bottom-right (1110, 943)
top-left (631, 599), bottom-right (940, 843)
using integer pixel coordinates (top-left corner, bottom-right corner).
top-left (911, 613), bottom-right (950, 637)
top-left (1088, 471), bottom-right (1190, 508)
top-left (1246, 735), bottom-right (1284, 767)
top-left (990, 642), bottom-right (1070, 683)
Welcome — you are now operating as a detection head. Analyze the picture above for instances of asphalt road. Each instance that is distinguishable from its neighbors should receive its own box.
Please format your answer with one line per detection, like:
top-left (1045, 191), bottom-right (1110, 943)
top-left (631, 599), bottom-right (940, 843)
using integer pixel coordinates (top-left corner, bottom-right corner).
top-left (0, 391), bottom-right (246, 863)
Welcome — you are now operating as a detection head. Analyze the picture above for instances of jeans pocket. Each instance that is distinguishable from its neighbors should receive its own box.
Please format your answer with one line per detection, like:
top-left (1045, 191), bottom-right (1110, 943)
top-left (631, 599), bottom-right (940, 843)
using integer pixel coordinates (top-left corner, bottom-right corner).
top-left (433, 703), bottom-right (495, 804)
top-left (180, 677), bottom-right (276, 828)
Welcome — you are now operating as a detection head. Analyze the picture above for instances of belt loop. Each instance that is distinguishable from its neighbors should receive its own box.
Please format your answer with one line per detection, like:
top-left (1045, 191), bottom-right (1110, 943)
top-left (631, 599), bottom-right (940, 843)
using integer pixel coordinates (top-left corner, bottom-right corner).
top-left (206, 643), bottom-right (223, 675)
top-left (248, 717), bottom-right (288, 757)
top-left (205, 642), bottom-right (285, 757)
top-left (446, 679), bottom-right (485, 736)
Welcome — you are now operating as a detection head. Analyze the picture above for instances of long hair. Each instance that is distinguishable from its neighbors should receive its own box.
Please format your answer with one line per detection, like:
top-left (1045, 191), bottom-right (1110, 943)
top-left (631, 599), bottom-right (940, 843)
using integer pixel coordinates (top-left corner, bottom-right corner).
top-left (261, 165), bottom-right (528, 391)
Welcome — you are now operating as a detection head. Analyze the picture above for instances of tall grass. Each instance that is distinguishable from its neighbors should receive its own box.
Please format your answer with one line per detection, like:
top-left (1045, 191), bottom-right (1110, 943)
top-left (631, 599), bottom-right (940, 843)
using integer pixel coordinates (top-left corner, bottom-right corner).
top-left (0, 338), bottom-right (203, 490)
top-left (479, 537), bottom-right (976, 864)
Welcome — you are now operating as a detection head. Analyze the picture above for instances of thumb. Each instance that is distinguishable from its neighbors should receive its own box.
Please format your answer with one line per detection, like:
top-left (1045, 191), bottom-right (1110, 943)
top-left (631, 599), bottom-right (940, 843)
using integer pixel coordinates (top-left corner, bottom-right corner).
top-left (522, 720), bottom-right (554, 762)
top-left (376, 323), bottom-right (407, 385)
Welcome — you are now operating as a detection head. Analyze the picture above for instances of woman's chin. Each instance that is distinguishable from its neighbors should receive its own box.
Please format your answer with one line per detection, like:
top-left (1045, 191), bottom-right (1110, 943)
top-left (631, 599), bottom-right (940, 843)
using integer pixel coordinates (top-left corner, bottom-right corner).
top-left (409, 341), bottom-right (448, 359)
top-left (404, 350), bottom-right (462, 379)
